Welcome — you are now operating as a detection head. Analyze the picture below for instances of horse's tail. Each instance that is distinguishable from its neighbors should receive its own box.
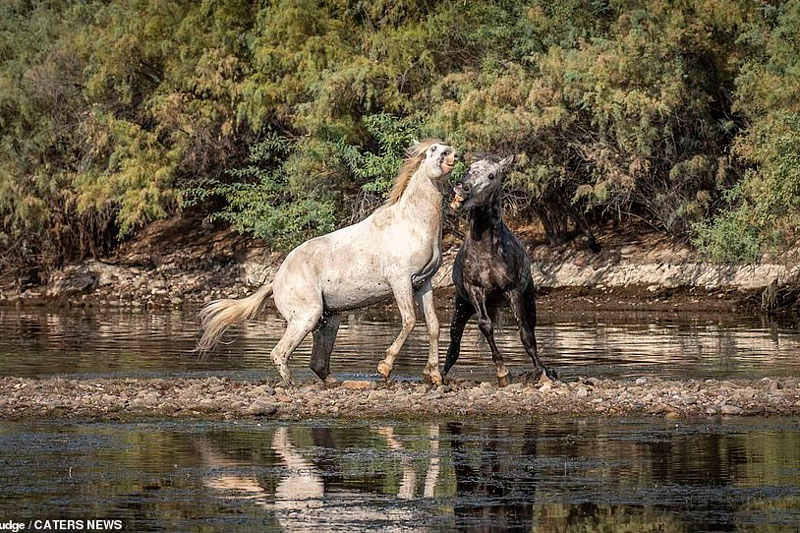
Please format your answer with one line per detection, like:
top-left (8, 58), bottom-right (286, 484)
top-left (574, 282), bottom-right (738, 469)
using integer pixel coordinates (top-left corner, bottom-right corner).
top-left (196, 283), bottom-right (274, 354)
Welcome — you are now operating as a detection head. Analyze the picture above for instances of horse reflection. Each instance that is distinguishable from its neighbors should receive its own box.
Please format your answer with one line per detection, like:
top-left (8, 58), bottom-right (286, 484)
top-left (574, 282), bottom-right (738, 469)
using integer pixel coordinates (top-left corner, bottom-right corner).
top-left (378, 425), bottom-right (440, 499)
top-left (201, 425), bottom-right (441, 531)
top-left (447, 422), bottom-right (537, 531)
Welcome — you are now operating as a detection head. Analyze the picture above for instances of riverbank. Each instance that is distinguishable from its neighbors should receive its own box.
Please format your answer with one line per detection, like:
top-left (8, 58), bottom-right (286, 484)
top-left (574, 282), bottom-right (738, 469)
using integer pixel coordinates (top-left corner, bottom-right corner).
top-left (2, 375), bottom-right (798, 421)
top-left (2, 214), bottom-right (797, 317)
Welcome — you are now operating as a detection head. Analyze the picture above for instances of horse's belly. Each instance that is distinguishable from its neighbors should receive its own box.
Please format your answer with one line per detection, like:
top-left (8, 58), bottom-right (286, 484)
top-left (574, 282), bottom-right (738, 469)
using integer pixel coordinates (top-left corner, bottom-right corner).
top-left (322, 278), bottom-right (394, 311)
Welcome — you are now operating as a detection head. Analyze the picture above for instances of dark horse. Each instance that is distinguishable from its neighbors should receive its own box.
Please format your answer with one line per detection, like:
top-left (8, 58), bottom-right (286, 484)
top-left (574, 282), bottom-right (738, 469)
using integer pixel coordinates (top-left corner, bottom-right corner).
top-left (443, 155), bottom-right (555, 386)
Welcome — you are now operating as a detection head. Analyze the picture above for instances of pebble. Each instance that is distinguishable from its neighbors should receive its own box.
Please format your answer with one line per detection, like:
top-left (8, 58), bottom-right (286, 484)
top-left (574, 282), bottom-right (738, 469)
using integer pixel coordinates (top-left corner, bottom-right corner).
top-left (1, 375), bottom-right (798, 419)
top-left (244, 401), bottom-right (278, 416)
top-left (341, 380), bottom-right (373, 391)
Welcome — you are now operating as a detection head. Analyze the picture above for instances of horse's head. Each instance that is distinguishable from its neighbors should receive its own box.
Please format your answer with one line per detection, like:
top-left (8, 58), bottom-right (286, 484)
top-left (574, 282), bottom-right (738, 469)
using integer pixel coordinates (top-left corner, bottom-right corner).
top-left (451, 155), bottom-right (514, 211)
top-left (415, 140), bottom-right (459, 181)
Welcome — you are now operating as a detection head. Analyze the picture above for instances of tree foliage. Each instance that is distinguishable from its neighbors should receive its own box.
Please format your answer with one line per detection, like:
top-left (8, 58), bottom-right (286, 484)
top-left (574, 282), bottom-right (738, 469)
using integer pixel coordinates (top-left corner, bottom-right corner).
top-left (2, 0), bottom-right (800, 278)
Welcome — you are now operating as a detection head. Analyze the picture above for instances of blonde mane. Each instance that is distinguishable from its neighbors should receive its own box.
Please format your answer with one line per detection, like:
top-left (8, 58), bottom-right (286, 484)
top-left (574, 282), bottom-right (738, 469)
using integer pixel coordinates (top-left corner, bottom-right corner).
top-left (386, 138), bottom-right (442, 205)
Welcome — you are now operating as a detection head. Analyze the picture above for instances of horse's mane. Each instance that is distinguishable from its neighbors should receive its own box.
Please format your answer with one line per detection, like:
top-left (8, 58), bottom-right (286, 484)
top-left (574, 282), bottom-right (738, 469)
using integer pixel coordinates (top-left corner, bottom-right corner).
top-left (386, 138), bottom-right (442, 205)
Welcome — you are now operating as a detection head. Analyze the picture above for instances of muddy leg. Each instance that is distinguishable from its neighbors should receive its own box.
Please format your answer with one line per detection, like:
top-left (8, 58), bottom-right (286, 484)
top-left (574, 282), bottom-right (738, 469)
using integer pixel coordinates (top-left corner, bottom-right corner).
top-left (270, 314), bottom-right (319, 386)
top-left (378, 277), bottom-right (416, 381)
top-left (310, 313), bottom-right (341, 385)
top-left (507, 285), bottom-right (554, 381)
top-left (415, 280), bottom-right (442, 385)
top-left (468, 287), bottom-right (509, 387)
top-left (443, 295), bottom-right (475, 375)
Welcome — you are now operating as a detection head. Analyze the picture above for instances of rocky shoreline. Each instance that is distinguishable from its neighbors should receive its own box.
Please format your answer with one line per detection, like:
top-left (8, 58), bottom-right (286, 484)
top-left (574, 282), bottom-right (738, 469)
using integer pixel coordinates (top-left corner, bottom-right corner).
top-left (2, 375), bottom-right (798, 421)
top-left (2, 216), bottom-right (797, 314)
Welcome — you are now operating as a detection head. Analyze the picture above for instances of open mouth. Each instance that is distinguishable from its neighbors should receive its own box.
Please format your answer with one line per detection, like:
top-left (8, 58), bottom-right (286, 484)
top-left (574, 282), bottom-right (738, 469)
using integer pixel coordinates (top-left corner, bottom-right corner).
top-left (450, 192), bottom-right (464, 210)
top-left (441, 153), bottom-right (457, 174)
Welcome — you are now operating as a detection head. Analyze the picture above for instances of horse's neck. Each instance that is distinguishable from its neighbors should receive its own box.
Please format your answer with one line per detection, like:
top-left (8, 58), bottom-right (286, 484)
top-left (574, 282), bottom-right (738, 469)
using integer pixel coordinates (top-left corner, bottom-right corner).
top-left (396, 172), bottom-right (442, 224)
top-left (468, 200), bottom-right (503, 248)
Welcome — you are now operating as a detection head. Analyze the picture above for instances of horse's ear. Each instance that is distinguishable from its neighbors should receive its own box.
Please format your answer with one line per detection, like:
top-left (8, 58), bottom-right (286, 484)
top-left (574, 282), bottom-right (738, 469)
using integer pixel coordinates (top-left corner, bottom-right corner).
top-left (499, 155), bottom-right (515, 172)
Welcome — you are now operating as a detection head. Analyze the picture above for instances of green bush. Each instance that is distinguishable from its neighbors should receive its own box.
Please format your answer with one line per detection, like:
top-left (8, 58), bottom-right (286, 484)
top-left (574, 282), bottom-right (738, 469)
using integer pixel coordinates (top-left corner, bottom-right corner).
top-left (196, 134), bottom-right (336, 250)
top-left (695, 1), bottom-right (800, 261)
top-left (3, 0), bottom-right (800, 274)
top-left (692, 186), bottom-right (762, 264)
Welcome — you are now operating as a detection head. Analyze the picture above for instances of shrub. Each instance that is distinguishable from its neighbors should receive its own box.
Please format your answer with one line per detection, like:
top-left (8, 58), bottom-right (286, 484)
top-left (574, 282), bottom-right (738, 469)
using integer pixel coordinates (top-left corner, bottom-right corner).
top-left (196, 134), bottom-right (336, 251)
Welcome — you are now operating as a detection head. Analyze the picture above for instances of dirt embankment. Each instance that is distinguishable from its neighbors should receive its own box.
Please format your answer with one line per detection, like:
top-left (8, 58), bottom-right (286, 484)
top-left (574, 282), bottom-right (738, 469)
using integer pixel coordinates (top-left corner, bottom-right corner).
top-left (2, 375), bottom-right (798, 421)
top-left (1, 214), bottom-right (797, 315)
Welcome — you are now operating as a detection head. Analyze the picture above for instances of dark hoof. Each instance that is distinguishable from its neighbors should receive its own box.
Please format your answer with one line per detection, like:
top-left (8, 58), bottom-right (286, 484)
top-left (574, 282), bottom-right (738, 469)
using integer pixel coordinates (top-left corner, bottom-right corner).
top-left (497, 374), bottom-right (510, 388)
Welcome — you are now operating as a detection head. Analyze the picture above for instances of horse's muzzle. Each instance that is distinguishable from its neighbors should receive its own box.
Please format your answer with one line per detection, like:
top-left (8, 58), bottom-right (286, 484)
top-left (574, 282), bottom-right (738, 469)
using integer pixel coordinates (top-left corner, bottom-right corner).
top-left (441, 151), bottom-right (458, 174)
top-left (450, 183), bottom-right (467, 210)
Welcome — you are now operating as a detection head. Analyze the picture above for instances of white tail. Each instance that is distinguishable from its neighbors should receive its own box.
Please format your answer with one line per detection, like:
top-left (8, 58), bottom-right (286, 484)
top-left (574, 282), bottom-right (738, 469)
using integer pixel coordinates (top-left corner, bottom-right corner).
top-left (197, 284), bottom-right (273, 354)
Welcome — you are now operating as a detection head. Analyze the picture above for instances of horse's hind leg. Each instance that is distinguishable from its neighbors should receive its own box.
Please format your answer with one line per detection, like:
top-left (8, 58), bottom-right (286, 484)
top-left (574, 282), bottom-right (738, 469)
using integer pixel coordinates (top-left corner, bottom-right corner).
top-left (310, 313), bottom-right (340, 385)
top-left (443, 294), bottom-right (475, 376)
top-left (508, 285), bottom-right (554, 381)
top-left (270, 314), bottom-right (319, 386)
top-left (415, 280), bottom-right (442, 385)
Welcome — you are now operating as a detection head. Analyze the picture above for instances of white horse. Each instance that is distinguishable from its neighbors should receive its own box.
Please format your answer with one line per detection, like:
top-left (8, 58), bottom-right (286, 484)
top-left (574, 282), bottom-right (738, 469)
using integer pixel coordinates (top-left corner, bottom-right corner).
top-left (198, 139), bottom-right (458, 385)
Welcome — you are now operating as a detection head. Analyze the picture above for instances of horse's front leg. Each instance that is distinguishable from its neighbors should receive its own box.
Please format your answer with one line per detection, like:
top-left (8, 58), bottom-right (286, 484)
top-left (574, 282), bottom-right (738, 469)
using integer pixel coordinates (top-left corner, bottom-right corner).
top-left (467, 286), bottom-right (510, 387)
top-left (443, 294), bottom-right (475, 375)
top-left (377, 277), bottom-right (417, 382)
top-left (507, 285), bottom-right (555, 382)
top-left (415, 279), bottom-right (442, 385)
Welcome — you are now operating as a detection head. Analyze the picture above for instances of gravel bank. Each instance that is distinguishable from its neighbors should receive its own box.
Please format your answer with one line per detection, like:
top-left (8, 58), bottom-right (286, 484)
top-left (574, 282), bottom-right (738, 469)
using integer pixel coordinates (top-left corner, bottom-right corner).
top-left (2, 375), bottom-right (798, 421)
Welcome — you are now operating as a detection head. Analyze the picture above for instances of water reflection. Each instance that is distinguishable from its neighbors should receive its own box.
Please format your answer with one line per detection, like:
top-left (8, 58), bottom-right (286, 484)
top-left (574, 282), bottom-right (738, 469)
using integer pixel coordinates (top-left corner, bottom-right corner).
top-left (2, 418), bottom-right (798, 531)
top-left (201, 425), bottom-right (440, 531)
top-left (448, 421), bottom-right (537, 530)
top-left (1, 306), bottom-right (800, 380)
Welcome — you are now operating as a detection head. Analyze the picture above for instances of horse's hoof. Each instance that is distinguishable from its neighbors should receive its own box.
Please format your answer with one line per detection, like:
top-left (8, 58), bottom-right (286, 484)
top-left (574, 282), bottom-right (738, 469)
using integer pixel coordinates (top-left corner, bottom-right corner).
top-left (377, 360), bottom-right (393, 380)
top-left (323, 376), bottom-right (338, 388)
top-left (497, 374), bottom-right (510, 388)
top-left (424, 365), bottom-right (443, 386)
top-left (277, 368), bottom-right (294, 388)
top-left (537, 371), bottom-right (554, 386)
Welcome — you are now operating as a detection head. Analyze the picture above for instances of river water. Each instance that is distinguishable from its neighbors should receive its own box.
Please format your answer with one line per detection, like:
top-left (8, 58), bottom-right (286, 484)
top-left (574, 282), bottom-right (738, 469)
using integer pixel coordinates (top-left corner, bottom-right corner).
top-left (1, 418), bottom-right (798, 531)
top-left (2, 306), bottom-right (800, 381)
top-left (1, 305), bottom-right (800, 531)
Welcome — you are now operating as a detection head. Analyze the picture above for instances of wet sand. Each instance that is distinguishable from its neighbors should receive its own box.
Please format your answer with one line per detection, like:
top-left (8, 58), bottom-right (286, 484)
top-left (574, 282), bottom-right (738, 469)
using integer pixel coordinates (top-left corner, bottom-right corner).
top-left (2, 374), bottom-right (798, 421)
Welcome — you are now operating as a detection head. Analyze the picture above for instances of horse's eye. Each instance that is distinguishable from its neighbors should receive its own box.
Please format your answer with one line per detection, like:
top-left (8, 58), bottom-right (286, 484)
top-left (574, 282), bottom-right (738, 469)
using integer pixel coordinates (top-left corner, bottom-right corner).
top-left (488, 173), bottom-right (495, 180)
